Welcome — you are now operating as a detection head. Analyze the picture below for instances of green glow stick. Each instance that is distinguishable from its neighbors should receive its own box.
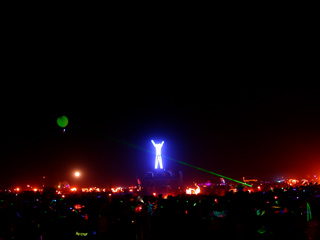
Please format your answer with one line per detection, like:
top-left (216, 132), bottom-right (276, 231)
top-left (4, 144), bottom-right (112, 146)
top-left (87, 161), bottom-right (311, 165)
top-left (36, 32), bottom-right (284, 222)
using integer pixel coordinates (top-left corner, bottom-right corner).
top-left (307, 202), bottom-right (312, 222)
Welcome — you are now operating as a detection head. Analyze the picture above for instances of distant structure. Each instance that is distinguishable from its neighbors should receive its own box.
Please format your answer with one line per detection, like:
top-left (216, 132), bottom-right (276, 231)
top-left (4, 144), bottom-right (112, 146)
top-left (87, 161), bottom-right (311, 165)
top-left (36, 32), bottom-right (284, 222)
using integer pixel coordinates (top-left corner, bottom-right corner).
top-left (151, 140), bottom-right (164, 169)
top-left (141, 140), bottom-right (182, 196)
top-left (220, 178), bottom-right (226, 186)
top-left (243, 177), bottom-right (258, 183)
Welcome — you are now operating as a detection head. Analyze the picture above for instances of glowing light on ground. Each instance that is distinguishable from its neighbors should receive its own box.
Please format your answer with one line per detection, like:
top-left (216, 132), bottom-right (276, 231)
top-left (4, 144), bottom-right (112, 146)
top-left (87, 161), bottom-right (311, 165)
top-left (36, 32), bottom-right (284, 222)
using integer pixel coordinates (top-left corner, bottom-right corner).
top-left (111, 187), bottom-right (123, 193)
top-left (81, 187), bottom-right (105, 192)
top-left (74, 204), bottom-right (83, 210)
top-left (288, 179), bottom-right (299, 185)
top-left (307, 202), bottom-right (312, 222)
top-left (186, 185), bottom-right (200, 195)
top-left (75, 232), bottom-right (88, 237)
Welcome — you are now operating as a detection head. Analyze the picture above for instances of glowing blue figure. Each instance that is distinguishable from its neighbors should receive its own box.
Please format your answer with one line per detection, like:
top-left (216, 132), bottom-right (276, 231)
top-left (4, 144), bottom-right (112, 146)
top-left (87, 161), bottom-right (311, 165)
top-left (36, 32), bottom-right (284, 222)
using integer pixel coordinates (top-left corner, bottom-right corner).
top-left (151, 140), bottom-right (164, 169)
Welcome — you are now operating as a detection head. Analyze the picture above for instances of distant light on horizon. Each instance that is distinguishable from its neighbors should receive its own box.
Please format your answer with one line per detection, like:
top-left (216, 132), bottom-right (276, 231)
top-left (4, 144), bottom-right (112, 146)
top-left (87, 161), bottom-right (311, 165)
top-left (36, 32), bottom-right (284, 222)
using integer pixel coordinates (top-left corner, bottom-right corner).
top-left (186, 184), bottom-right (200, 195)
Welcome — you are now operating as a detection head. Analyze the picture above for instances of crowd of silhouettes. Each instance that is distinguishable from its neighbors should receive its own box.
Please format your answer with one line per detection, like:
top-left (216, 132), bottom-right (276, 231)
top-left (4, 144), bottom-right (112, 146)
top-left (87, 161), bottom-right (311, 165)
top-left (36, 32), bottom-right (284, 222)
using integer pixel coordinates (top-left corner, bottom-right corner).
top-left (0, 183), bottom-right (319, 240)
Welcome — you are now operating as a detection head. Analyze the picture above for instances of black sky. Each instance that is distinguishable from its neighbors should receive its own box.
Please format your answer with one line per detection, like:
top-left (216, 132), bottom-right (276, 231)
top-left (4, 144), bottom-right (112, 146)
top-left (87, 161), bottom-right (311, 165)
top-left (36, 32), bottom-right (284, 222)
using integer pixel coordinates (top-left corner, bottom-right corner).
top-left (1, 13), bottom-right (319, 188)
top-left (1, 82), bottom-right (320, 188)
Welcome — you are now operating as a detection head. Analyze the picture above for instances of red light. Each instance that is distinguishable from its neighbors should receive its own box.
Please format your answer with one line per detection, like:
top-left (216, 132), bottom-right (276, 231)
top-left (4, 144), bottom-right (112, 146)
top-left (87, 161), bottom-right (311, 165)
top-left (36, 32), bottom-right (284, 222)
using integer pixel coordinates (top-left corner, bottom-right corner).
top-left (135, 205), bottom-right (143, 213)
top-left (74, 204), bottom-right (82, 210)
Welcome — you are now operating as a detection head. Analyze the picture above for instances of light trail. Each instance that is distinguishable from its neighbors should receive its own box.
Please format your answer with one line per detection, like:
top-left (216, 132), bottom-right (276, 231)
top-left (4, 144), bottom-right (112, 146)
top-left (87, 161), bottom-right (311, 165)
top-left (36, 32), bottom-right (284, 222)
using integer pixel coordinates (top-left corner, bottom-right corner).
top-left (92, 131), bottom-right (252, 187)
top-left (162, 154), bottom-right (252, 187)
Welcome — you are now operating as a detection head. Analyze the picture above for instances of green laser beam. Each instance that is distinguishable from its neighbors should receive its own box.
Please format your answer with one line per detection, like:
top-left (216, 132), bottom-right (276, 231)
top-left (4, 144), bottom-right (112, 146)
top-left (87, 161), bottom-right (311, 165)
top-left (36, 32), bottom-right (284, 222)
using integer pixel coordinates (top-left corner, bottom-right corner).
top-left (92, 131), bottom-right (252, 187)
top-left (162, 154), bottom-right (252, 187)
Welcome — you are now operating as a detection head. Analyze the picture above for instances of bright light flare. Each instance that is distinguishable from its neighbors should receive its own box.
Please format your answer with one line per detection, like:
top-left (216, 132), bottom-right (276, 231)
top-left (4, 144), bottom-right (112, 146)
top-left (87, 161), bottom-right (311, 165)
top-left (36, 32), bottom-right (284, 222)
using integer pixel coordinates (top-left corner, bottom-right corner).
top-left (151, 140), bottom-right (164, 169)
top-left (74, 204), bottom-right (82, 209)
top-left (75, 172), bottom-right (80, 177)
top-left (111, 187), bottom-right (123, 193)
top-left (186, 185), bottom-right (200, 195)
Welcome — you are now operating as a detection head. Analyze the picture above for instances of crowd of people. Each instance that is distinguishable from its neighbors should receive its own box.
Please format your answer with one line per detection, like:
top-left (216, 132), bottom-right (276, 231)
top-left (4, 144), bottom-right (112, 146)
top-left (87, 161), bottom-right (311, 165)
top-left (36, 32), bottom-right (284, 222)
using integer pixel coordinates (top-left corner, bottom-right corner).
top-left (0, 183), bottom-right (319, 239)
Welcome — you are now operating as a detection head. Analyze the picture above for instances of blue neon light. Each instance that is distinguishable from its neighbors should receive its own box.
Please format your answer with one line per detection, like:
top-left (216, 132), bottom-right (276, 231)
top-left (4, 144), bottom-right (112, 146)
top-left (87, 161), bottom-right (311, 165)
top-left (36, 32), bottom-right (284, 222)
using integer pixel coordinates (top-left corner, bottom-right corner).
top-left (151, 140), bottom-right (164, 169)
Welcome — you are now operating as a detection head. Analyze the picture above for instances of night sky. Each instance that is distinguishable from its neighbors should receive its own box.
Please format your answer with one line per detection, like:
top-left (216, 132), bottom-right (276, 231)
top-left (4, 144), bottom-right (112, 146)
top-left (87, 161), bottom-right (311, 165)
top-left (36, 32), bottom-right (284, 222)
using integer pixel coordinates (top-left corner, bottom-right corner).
top-left (1, 15), bottom-right (319, 189)
top-left (1, 82), bottom-right (320, 189)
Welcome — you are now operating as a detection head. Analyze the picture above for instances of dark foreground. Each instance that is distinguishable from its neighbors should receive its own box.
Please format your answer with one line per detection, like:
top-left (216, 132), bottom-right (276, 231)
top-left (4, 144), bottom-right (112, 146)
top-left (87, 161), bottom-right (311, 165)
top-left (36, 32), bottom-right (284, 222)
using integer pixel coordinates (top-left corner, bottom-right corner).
top-left (0, 185), bottom-right (319, 240)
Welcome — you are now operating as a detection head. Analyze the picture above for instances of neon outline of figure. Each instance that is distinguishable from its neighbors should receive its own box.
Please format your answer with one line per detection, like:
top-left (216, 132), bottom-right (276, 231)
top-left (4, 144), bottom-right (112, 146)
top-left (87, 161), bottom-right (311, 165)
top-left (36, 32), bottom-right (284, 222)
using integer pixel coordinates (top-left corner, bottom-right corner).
top-left (151, 140), bottom-right (164, 169)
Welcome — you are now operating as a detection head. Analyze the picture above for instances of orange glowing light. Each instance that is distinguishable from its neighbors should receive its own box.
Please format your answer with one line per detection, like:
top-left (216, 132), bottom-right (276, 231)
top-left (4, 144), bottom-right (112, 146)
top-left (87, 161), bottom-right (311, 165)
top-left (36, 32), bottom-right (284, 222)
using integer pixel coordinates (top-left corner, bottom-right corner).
top-left (111, 187), bottom-right (123, 193)
top-left (74, 204), bottom-right (82, 209)
top-left (186, 185), bottom-right (200, 195)
top-left (75, 172), bottom-right (80, 177)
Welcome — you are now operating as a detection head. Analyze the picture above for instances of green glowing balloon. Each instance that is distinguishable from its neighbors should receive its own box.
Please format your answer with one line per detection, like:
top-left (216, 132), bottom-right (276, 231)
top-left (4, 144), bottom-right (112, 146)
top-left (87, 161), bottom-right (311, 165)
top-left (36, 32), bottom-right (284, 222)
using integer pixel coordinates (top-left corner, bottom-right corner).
top-left (57, 115), bottom-right (68, 128)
